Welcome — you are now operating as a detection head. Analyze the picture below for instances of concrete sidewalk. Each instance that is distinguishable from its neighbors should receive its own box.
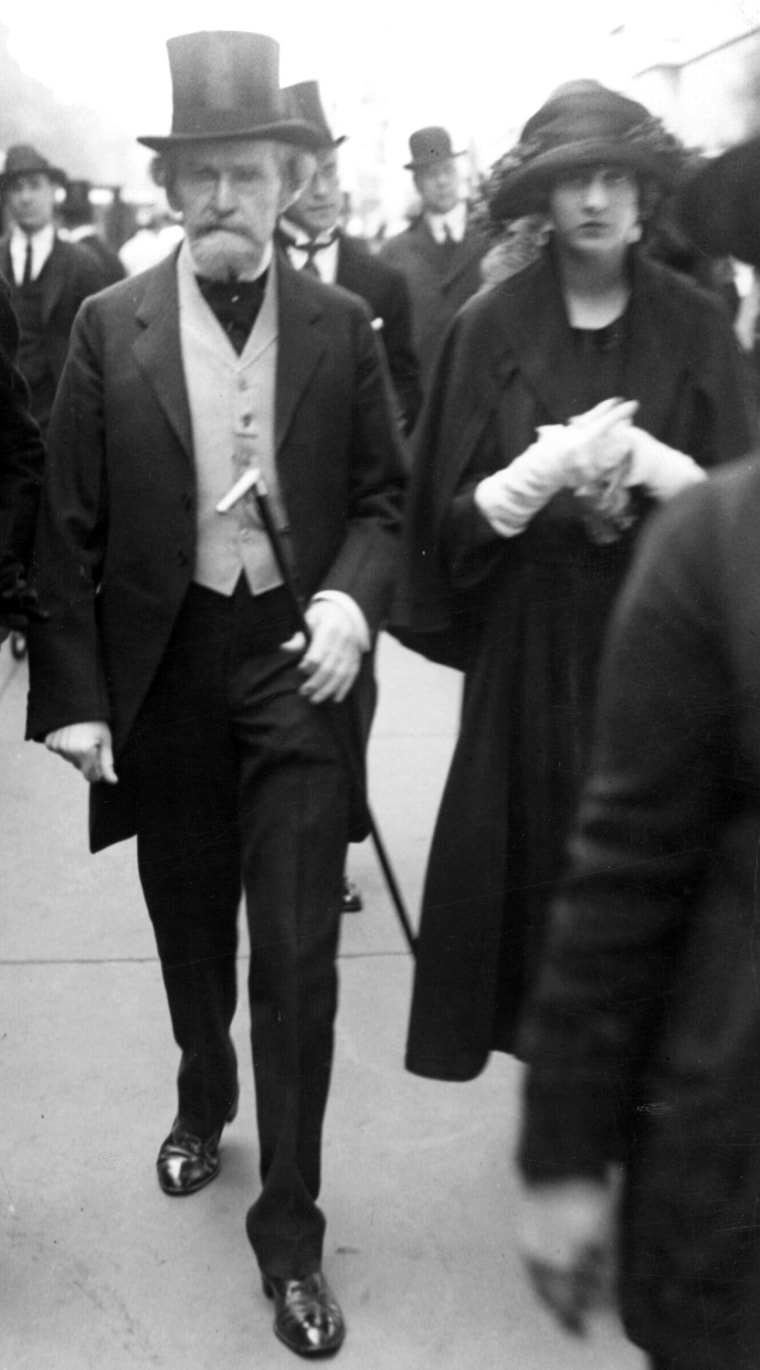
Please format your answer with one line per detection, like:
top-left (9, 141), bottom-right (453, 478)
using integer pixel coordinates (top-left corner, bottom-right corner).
top-left (1, 635), bottom-right (643, 1369)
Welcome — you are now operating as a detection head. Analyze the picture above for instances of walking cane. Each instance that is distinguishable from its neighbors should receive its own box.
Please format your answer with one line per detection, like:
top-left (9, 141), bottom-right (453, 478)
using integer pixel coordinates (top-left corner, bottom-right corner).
top-left (216, 468), bottom-right (418, 957)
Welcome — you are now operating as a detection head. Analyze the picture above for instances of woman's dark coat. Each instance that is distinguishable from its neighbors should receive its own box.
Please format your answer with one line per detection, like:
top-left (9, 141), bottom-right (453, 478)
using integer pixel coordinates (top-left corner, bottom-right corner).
top-left (395, 247), bottom-right (754, 1081)
top-left (520, 458), bottom-right (760, 1368)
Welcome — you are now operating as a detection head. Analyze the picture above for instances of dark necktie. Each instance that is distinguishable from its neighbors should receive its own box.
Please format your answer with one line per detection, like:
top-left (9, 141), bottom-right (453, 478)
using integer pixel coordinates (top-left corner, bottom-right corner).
top-left (277, 227), bottom-right (338, 278)
top-left (22, 237), bottom-right (33, 286)
top-left (196, 273), bottom-right (268, 354)
top-left (440, 224), bottom-right (457, 264)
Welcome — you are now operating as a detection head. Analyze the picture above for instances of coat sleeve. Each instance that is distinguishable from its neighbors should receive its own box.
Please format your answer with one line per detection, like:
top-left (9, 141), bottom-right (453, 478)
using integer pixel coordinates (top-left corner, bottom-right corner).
top-left (315, 305), bottom-right (406, 634)
top-left (517, 478), bottom-right (738, 1182)
top-left (26, 296), bottom-right (110, 738)
top-left (0, 283), bottom-right (45, 609)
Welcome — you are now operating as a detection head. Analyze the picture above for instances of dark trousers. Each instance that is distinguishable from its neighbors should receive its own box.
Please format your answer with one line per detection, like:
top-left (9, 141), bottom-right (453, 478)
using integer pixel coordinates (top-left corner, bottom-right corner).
top-left (127, 581), bottom-right (351, 1278)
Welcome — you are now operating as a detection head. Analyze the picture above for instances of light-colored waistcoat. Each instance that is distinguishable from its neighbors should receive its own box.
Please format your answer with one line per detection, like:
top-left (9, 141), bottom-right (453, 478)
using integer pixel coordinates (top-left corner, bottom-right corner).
top-left (177, 244), bottom-right (288, 596)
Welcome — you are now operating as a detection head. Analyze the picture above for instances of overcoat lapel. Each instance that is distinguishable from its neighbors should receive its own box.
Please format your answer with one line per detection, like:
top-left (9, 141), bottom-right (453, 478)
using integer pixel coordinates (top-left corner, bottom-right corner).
top-left (274, 259), bottom-right (327, 455)
top-left (132, 252), bottom-right (194, 459)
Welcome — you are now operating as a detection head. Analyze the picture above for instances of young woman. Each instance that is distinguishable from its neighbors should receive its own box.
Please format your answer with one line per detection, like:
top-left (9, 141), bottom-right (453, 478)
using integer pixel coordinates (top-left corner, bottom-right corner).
top-left (396, 80), bottom-right (754, 1082)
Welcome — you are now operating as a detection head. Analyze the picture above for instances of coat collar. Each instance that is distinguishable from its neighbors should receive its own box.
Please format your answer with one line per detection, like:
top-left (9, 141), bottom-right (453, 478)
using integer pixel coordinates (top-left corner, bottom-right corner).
top-left (131, 246), bottom-right (327, 460)
top-left (487, 245), bottom-right (693, 430)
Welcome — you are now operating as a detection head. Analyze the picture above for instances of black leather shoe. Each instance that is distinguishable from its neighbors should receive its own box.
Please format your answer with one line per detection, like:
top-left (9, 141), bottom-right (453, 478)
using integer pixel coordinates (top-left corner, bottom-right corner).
top-left (341, 876), bottom-right (363, 914)
top-left (156, 1092), bottom-right (238, 1197)
top-left (262, 1270), bottom-right (345, 1357)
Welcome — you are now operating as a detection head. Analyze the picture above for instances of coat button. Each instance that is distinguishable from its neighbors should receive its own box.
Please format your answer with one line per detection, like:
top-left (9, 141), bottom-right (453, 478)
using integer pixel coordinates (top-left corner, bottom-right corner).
top-left (177, 550), bottom-right (189, 567)
top-left (182, 492), bottom-right (193, 512)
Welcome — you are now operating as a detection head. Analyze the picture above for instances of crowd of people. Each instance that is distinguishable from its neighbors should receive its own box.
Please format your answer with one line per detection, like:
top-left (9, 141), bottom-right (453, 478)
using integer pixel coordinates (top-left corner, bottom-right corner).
top-left (3, 25), bottom-right (760, 1367)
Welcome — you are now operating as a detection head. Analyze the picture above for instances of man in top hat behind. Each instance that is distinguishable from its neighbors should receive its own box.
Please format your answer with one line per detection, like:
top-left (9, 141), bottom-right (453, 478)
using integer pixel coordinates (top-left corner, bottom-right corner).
top-left (26, 30), bottom-right (405, 1358)
top-left (0, 145), bottom-right (110, 436)
top-left (380, 126), bottom-right (488, 387)
top-left (278, 81), bottom-right (422, 438)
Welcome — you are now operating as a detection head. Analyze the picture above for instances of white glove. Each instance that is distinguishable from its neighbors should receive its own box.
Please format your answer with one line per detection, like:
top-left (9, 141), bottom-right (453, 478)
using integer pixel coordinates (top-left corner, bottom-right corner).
top-left (475, 398), bottom-right (637, 538)
top-left (623, 427), bottom-right (707, 502)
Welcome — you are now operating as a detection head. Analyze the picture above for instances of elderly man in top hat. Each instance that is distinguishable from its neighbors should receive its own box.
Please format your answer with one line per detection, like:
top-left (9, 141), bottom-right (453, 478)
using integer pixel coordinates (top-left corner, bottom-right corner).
top-left (0, 145), bottom-right (109, 437)
top-left (380, 126), bottom-right (488, 386)
top-left (278, 81), bottom-right (422, 439)
top-left (26, 30), bottom-right (405, 1358)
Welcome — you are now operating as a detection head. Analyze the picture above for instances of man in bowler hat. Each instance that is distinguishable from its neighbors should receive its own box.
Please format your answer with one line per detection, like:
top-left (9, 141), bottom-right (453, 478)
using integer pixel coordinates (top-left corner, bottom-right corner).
top-left (26, 30), bottom-right (405, 1358)
top-left (0, 145), bottom-right (109, 436)
top-left (380, 126), bottom-right (487, 386)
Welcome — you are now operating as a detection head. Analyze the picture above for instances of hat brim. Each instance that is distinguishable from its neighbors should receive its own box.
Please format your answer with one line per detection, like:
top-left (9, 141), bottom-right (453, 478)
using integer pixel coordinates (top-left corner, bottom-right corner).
top-left (404, 148), bottom-right (465, 170)
top-left (138, 119), bottom-right (324, 154)
top-left (490, 140), bottom-right (668, 221)
top-left (676, 137), bottom-right (760, 266)
top-left (0, 165), bottom-right (67, 190)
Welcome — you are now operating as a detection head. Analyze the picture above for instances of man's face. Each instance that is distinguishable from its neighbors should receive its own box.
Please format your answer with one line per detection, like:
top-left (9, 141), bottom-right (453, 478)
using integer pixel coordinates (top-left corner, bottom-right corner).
top-left (6, 173), bottom-right (58, 234)
top-left (168, 138), bottom-right (294, 280)
top-left (414, 158), bottom-right (460, 215)
top-left (286, 146), bottom-right (342, 238)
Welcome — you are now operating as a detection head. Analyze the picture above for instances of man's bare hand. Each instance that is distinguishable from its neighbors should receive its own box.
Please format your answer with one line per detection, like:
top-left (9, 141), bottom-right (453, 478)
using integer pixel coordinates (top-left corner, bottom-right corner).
top-left (281, 600), bottom-right (362, 704)
top-left (44, 721), bottom-right (118, 785)
top-left (518, 1177), bottom-right (618, 1336)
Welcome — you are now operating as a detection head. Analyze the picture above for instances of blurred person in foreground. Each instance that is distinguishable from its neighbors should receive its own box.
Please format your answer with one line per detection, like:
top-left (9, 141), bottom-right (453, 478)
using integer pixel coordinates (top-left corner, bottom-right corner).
top-left (380, 125), bottom-right (488, 387)
top-left (26, 30), bottom-right (404, 1358)
top-left (517, 133), bottom-right (760, 1370)
top-left (394, 81), bottom-right (753, 1087)
top-left (0, 280), bottom-right (45, 643)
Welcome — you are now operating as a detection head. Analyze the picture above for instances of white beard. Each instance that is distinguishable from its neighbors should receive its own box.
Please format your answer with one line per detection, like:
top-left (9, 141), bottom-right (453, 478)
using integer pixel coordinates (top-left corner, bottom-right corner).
top-left (188, 229), bottom-right (262, 281)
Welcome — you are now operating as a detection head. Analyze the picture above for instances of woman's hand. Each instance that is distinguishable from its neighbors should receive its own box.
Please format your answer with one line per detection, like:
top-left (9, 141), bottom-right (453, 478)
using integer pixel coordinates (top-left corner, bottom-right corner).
top-left (518, 1176), bottom-right (619, 1336)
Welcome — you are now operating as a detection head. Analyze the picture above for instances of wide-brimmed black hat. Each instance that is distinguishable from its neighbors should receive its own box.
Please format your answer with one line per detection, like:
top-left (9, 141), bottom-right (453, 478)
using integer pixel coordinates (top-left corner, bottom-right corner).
top-left (0, 144), bottom-right (67, 190)
top-left (404, 127), bottom-right (464, 171)
top-left (676, 136), bottom-right (760, 266)
top-left (138, 31), bottom-right (323, 153)
top-left (488, 80), bottom-right (682, 221)
top-left (281, 81), bottom-right (346, 149)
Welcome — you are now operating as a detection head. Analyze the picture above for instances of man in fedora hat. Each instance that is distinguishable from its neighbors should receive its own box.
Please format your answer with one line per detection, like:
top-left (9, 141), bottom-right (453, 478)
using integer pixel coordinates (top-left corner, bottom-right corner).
top-left (278, 81), bottom-right (422, 439)
top-left (26, 30), bottom-right (405, 1359)
top-left (0, 145), bottom-right (110, 437)
top-left (380, 125), bottom-right (487, 386)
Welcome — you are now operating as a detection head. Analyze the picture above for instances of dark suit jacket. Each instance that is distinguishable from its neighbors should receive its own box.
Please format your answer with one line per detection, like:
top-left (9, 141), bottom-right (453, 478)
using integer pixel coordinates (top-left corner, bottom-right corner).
top-left (519, 457), bottom-right (760, 1367)
top-left (0, 279), bottom-right (45, 612)
top-left (0, 234), bottom-right (108, 390)
top-left (26, 251), bottom-right (406, 851)
top-left (380, 213), bottom-right (488, 385)
top-left (335, 234), bottom-right (422, 433)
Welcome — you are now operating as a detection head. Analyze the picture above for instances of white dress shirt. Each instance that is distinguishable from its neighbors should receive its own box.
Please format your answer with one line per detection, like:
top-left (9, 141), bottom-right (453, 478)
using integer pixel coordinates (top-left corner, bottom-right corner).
top-left (10, 223), bottom-right (56, 284)
top-left (424, 201), bottom-right (467, 245)
top-left (278, 219), bottom-right (339, 284)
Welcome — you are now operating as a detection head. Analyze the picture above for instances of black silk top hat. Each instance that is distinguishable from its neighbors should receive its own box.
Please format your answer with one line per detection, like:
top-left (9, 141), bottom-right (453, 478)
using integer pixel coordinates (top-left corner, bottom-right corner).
top-left (676, 136), bottom-right (760, 267)
top-left (138, 31), bottom-right (323, 152)
top-left (1, 144), bottom-right (67, 189)
top-left (281, 82), bottom-right (346, 149)
top-left (405, 126), bottom-right (464, 170)
top-left (488, 80), bottom-right (681, 221)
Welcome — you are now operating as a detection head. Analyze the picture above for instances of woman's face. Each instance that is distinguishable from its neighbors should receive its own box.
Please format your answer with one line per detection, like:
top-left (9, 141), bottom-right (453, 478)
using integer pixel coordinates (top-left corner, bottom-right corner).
top-left (549, 165), bottom-right (640, 258)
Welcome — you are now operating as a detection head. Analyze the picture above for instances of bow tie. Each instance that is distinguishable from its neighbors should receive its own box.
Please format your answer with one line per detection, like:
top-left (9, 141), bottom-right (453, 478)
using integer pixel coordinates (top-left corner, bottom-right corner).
top-left (196, 273), bottom-right (268, 353)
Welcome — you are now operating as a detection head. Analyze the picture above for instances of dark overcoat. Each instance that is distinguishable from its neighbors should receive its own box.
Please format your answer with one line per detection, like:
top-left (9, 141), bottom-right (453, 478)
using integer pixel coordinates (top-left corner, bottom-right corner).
top-left (0, 235), bottom-right (107, 388)
top-left (26, 251), bottom-right (405, 852)
top-left (335, 233), bottom-right (422, 434)
top-left (379, 214), bottom-right (487, 384)
top-left (520, 457), bottom-right (760, 1369)
top-left (0, 280), bottom-right (44, 608)
top-left (395, 247), bottom-right (754, 1080)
